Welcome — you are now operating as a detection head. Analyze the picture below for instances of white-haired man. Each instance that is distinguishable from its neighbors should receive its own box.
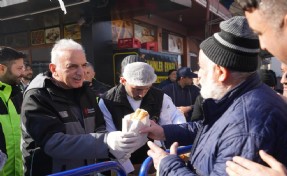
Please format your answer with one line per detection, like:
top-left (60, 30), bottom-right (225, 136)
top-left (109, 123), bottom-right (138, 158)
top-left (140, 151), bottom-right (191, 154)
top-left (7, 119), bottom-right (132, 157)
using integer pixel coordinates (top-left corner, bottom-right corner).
top-left (141, 16), bottom-right (287, 176)
top-left (21, 39), bottom-right (145, 175)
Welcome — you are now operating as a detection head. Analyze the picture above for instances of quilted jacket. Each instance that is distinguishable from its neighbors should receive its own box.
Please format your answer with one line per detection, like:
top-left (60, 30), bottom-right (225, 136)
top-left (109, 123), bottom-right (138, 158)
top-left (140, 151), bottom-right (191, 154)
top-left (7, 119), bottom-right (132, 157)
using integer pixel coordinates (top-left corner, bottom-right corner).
top-left (160, 73), bottom-right (287, 176)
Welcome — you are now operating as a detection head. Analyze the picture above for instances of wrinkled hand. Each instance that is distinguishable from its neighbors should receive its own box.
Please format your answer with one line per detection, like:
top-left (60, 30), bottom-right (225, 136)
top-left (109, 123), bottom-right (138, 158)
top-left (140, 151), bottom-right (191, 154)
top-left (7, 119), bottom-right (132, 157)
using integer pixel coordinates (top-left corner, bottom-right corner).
top-left (226, 150), bottom-right (287, 176)
top-left (139, 120), bottom-right (165, 140)
top-left (107, 131), bottom-right (147, 160)
top-left (147, 141), bottom-right (178, 170)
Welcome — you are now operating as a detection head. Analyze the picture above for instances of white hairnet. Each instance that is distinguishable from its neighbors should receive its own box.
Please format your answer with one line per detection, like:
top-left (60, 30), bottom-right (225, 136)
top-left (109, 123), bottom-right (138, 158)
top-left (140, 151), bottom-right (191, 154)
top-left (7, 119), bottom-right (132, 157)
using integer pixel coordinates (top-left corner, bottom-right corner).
top-left (122, 62), bottom-right (157, 86)
top-left (121, 55), bottom-right (146, 74)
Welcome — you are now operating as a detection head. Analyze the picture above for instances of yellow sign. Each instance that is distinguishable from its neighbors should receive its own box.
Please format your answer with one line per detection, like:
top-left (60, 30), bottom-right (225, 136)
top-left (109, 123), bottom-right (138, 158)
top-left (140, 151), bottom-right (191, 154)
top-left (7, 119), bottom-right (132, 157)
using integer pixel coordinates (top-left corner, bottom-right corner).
top-left (147, 60), bottom-right (176, 73)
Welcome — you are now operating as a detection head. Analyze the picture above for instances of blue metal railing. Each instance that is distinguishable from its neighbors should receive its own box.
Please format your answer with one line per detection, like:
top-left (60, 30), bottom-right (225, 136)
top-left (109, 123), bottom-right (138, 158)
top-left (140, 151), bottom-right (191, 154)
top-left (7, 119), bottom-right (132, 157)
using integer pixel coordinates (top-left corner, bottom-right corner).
top-left (48, 145), bottom-right (192, 176)
top-left (48, 161), bottom-right (126, 176)
top-left (138, 145), bottom-right (192, 176)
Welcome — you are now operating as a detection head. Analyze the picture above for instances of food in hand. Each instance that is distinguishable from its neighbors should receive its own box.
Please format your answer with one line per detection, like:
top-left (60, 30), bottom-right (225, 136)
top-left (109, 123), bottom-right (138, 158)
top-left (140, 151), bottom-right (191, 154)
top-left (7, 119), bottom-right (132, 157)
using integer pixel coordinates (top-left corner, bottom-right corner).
top-left (130, 109), bottom-right (148, 121)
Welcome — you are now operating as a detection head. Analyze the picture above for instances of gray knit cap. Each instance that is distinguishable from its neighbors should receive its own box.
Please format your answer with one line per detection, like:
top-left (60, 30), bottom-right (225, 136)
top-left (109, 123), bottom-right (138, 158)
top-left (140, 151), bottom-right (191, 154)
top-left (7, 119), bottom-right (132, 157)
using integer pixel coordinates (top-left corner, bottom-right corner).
top-left (200, 16), bottom-right (260, 72)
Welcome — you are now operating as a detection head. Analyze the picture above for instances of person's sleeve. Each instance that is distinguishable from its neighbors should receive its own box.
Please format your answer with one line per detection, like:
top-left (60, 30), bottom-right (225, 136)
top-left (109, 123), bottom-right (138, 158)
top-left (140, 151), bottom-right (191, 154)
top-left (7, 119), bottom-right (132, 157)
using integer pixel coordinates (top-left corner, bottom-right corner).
top-left (163, 122), bottom-right (201, 147)
top-left (159, 94), bottom-right (186, 125)
top-left (22, 89), bottom-right (109, 160)
top-left (159, 130), bottom-right (261, 176)
top-left (98, 99), bottom-right (117, 132)
top-left (159, 155), bottom-right (197, 176)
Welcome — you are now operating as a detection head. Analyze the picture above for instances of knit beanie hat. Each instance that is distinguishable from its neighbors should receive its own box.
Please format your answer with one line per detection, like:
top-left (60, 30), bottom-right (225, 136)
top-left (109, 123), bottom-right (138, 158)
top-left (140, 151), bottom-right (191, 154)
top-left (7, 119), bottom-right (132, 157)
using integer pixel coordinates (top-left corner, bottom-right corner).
top-left (200, 16), bottom-right (260, 72)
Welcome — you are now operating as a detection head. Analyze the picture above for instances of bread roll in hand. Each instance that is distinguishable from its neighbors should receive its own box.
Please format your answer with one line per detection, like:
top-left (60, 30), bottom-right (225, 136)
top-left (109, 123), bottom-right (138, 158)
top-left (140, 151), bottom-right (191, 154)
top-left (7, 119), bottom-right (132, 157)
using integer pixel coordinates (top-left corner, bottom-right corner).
top-left (122, 108), bottom-right (150, 134)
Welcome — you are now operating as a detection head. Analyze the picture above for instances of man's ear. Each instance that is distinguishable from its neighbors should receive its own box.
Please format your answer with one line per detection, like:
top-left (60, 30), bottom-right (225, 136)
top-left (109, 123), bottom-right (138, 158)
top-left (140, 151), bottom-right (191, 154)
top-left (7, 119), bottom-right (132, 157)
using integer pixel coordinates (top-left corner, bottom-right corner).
top-left (215, 65), bottom-right (228, 82)
top-left (0, 64), bottom-right (7, 76)
top-left (120, 77), bottom-right (126, 85)
top-left (49, 63), bottom-right (57, 77)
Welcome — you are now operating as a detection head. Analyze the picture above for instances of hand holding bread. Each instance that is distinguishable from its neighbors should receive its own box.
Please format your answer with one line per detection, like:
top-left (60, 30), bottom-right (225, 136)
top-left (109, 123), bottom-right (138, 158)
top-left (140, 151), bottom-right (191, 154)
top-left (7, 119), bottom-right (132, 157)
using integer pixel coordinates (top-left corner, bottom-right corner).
top-left (110, 109), bottom-right (150, 173)
top-left (122, 108), bottom-right (150, 133)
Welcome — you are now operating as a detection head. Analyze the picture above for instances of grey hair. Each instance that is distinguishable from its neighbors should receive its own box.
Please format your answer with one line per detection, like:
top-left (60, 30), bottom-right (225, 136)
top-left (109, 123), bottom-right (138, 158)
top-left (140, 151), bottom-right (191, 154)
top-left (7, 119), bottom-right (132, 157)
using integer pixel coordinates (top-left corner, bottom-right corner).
top-left (51, 39), bottom-right (85, 64)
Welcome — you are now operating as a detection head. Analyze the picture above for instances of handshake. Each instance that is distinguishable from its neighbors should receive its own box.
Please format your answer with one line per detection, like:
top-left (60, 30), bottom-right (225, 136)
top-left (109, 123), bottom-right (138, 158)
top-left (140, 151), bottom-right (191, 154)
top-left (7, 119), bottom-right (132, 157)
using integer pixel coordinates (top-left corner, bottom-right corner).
top-left (107, 109), bottom-right (150, 161)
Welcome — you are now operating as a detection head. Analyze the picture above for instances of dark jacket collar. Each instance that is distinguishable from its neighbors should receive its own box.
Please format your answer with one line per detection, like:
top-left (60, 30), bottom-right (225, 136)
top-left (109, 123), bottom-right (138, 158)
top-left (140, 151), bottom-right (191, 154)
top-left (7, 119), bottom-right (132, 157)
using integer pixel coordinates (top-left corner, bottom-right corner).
top-left (26, 71), bottom-right (88, 100)
top-left (105, 84), bottom-right (129, 104)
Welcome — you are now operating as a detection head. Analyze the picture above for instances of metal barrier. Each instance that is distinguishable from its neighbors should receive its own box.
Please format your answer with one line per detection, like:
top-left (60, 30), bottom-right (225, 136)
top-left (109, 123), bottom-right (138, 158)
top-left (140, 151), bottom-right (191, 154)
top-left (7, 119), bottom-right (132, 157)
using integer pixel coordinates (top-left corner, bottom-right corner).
top-left (138, 145), bottom-right (192, 176)
top-left (48, 161), bottom-right (126, 176)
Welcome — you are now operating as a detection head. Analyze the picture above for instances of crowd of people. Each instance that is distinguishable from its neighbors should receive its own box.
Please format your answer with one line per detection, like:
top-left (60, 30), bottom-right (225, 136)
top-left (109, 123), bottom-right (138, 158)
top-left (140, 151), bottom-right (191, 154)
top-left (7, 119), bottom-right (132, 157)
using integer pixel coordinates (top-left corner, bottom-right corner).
top-left (0, 0), bottom-right (287, 175)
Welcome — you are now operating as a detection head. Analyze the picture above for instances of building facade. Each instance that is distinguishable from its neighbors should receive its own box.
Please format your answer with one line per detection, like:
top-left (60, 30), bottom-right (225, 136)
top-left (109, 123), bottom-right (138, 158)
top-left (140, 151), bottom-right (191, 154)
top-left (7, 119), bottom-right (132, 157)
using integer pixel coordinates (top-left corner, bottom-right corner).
top-left (0, 0), bottom-right (231, 85)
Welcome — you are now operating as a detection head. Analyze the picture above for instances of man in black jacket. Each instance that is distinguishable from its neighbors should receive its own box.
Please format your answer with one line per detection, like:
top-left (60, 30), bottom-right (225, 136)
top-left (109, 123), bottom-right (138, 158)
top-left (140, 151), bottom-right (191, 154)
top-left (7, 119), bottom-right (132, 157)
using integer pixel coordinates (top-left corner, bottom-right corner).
top-left (158, 69), bottom-right (177, 89)
top-left (21, 39), bottom-right (146, 175)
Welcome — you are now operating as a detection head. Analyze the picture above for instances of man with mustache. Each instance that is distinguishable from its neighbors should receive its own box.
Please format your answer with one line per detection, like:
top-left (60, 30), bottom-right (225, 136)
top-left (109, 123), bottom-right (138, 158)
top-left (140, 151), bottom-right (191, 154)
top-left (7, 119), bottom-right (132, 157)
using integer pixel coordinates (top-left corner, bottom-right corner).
top-left (0, 47), bottom-right (25, 176)
top-left (19, 62), bottom-right (33, 91)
